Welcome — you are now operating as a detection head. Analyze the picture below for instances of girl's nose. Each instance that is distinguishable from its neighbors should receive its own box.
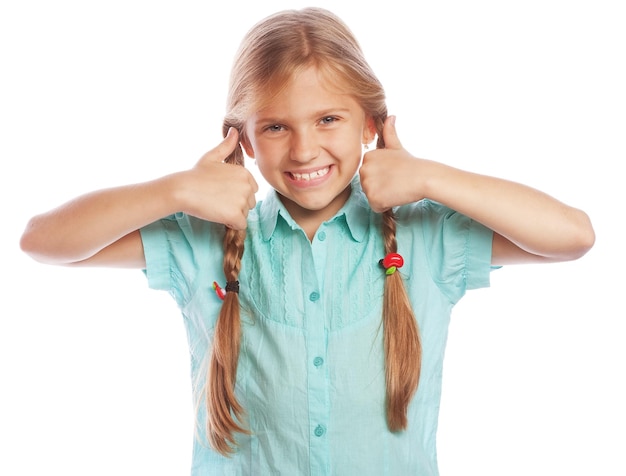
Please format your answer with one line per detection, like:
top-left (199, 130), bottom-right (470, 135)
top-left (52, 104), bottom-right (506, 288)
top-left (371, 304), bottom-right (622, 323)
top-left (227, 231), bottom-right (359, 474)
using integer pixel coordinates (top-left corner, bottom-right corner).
top-left (289, 131), bottom-right (319, 163)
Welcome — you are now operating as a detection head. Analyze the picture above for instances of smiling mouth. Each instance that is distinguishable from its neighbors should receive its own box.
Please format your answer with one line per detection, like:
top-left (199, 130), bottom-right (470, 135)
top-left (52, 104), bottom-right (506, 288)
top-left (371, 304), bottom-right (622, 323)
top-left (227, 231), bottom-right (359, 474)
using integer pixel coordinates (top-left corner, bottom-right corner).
top-left (288, 166), bottom-right (330, 182)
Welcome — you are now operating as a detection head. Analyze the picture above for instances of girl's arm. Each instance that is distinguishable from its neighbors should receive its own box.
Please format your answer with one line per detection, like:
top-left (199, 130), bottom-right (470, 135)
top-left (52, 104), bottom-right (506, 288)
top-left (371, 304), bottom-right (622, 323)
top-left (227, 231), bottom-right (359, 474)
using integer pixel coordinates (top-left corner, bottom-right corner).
top-left (360, 117), bottom-right (595, 265)
top-left (20, 129), bottom-right (258, 268)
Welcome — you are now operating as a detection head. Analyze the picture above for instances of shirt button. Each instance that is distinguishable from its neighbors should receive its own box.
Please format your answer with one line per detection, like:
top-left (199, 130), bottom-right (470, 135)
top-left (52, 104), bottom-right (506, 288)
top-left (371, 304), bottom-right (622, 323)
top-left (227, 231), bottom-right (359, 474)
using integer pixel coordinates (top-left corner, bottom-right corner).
top-left (313, 357), bottom-right (324, 367)
top-left (309, 291), bottom-right (320, 302)
top-left (318, 231), bottom-right (326, 241)
top-left (314, 424), bottom-right (326, 437)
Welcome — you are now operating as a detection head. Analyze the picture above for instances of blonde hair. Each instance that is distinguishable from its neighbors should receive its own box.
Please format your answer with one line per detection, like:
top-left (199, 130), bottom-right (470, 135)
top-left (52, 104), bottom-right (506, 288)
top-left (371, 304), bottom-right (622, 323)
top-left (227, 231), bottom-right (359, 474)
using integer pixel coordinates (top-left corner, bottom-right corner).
top-left (208, 7), bottom-right (421, 455)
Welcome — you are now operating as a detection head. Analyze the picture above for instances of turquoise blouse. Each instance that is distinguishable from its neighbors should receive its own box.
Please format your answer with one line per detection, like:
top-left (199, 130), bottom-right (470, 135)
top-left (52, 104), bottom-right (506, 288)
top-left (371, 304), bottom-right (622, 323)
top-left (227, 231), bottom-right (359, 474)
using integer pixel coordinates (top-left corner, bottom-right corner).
top-left (140, 176), bottom-right (494, 475)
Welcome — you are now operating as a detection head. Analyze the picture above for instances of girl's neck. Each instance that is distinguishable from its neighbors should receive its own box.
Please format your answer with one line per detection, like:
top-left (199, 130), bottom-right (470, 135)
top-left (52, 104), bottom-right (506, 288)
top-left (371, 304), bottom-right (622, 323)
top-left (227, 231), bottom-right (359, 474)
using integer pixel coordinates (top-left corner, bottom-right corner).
top-left (278, 186), bottom-right (352, 241)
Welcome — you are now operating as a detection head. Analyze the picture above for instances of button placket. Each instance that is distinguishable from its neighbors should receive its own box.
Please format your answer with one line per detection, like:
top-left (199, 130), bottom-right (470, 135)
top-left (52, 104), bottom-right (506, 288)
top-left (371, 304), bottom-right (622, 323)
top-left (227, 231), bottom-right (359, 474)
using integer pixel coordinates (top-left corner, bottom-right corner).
top-left (305, 225), bottom-right (330, 474)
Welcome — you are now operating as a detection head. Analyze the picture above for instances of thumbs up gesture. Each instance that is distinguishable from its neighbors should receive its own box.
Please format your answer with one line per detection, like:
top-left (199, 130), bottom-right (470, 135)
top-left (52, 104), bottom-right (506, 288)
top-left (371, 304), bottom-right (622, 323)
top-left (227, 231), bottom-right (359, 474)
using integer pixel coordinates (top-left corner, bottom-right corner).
top-left (177, 128), bottom-right (258, 229)
top-left (360, 116), bottom-right (426, 212)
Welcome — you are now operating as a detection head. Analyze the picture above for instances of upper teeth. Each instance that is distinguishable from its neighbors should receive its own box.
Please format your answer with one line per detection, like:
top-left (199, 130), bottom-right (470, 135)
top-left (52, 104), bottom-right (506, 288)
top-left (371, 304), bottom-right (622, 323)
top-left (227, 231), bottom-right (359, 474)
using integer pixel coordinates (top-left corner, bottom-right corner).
top-left (291, 167), bottom-right (329, 181)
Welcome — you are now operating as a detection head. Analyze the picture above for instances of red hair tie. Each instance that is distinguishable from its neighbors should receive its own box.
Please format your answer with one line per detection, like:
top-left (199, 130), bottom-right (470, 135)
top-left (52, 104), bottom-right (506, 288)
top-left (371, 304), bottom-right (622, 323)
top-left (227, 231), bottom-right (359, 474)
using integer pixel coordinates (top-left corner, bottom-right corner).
top-left (379, 253), bottom-right (404, 275)
top-left (213, 280), bottom-right (239, 300)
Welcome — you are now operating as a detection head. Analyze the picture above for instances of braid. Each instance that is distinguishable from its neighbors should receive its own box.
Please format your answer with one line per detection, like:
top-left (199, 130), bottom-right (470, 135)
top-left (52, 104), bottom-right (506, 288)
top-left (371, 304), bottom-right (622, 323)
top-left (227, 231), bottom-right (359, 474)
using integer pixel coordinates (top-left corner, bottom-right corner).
top-left (378, 121), bottom-right (422, 431)
top-left (206, 124), bottom-right (250, 455)
top-left (381, 211), bottom-right (422, 430)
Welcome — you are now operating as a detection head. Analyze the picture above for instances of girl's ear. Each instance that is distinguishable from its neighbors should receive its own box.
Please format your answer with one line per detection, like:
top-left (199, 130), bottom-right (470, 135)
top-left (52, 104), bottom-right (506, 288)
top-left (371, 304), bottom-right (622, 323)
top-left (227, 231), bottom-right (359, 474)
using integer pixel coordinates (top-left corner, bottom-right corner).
top-left (362, 116), bottom-right (377, 145)
top-left (240, 135), bottom-right (255, 159)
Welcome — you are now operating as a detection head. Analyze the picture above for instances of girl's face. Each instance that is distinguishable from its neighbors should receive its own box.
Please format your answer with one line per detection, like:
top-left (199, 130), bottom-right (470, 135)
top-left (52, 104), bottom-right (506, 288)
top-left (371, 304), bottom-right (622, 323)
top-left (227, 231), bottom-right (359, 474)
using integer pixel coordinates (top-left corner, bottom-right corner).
top-left (242, 66), bottom-right (375, 227)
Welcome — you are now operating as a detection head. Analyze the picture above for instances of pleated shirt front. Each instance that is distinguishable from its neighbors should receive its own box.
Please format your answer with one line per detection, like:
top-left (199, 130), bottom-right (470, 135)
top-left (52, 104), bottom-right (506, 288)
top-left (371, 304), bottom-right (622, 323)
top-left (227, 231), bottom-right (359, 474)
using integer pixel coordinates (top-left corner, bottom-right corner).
top-left (140, 177), bottom-right (494, 475)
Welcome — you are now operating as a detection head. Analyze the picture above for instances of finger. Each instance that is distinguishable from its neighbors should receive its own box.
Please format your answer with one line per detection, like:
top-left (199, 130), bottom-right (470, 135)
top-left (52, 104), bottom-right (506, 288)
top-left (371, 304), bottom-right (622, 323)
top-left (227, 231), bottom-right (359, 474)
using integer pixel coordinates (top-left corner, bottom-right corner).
top-left (249, 173), bottom-right (259, 194)
top-left (243, 171), bottom-right (258, 208)
top-left (232, 207), bottom-right (252, 230)
top-left (247, 190), bottom-right (257, 210)
top-left (198, 127), bottom-right (240, 164)
top-left (382, 115), bottom-right (403, 150)
top-left (226, 219), bottom-right (247, 231)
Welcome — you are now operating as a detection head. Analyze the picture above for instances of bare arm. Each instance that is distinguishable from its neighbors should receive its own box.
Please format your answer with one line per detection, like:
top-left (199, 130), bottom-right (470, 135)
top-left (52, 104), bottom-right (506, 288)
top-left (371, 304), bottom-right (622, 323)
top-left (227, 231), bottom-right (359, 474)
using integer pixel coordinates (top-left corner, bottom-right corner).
top-left (20, 129), bottom-right (258, 268)
top-left (421, 166), bottom-right (595, 265)
top-left (360, 117), bottom-right (595, 265)
top-left (20, 180), bottom-right (177, 268)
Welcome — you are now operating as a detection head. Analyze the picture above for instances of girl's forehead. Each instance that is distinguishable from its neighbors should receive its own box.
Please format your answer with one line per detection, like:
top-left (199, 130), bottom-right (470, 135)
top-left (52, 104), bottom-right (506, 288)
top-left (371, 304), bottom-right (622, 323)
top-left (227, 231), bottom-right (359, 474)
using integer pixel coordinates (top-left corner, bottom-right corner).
top-left (250, 65), bottom-right (355, 113)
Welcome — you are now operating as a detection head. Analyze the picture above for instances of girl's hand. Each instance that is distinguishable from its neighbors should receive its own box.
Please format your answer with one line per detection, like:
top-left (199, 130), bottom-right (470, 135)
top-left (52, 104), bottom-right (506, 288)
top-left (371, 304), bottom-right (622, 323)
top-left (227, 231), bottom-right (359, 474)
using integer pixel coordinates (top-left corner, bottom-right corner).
top-left (360, 116), bottom-right (426, 212)
top-left (175, 128), bottom-right (259, 229)
top-left (20, 128), bottom-right (259, 267)
top-left (360, 117), bottom-right (594, 265)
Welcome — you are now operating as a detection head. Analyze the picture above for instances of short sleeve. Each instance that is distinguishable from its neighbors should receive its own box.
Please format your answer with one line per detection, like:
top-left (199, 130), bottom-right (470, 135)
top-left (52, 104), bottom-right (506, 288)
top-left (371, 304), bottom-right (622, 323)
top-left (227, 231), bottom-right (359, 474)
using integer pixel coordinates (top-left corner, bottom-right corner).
top-left (464, 218), bottom-right (494, 290)
top-left (139, 213), bottom-right (222, 307)
top-left (397, 200), bottom-right (495, 304)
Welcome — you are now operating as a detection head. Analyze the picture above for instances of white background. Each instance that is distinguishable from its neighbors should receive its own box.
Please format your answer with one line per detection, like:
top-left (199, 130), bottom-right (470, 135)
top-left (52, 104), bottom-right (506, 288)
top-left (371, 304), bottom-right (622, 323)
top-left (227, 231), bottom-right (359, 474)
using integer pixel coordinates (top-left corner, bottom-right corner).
top-left (2, 1), bottom-right (624, 474)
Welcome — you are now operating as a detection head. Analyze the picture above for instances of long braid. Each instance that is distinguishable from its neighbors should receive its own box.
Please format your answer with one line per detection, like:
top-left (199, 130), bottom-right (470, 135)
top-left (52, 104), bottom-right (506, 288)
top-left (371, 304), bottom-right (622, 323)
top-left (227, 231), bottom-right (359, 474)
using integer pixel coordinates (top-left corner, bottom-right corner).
top-left (377, 127), bottom-right (423, 431)
top-left (206, 125), bottom-right (249, 455)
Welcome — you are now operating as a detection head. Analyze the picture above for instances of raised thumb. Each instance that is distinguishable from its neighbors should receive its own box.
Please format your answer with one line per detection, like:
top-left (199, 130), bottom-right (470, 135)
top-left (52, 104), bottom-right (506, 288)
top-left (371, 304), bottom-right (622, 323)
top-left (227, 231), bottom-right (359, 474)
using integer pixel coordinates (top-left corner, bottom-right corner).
top-left (382, 115), bottom-right (402, 150)
top-left (199, 127), bottom-right (240, 164)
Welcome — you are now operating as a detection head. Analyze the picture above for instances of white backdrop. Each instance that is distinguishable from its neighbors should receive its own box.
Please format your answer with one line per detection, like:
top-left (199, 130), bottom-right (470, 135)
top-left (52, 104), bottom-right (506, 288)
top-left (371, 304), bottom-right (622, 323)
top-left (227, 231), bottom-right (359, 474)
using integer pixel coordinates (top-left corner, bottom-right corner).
top-left (2, 1), bottom-right (624, 474)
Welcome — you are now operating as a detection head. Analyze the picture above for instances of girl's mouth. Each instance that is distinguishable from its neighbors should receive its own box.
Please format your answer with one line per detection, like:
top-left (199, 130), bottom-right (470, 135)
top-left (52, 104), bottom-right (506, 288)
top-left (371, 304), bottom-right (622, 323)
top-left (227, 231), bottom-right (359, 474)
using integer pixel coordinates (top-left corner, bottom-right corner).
top-left (288, 166), bottom-right (330, 182)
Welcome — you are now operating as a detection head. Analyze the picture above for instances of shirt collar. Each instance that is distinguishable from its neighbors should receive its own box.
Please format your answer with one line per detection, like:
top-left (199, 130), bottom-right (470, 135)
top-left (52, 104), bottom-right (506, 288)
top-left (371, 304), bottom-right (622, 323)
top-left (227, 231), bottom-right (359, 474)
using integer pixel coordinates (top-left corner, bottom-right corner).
top-left (259, 175), bottom-right (370, 242)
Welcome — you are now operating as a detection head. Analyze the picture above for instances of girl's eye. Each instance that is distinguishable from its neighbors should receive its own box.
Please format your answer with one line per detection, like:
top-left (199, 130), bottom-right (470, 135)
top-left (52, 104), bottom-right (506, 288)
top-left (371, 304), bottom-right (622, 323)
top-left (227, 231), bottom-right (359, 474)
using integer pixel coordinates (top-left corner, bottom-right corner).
top-left (265, 124), bottom-right (284, 132)
top-left (320, 116), bottom-right (337, 125)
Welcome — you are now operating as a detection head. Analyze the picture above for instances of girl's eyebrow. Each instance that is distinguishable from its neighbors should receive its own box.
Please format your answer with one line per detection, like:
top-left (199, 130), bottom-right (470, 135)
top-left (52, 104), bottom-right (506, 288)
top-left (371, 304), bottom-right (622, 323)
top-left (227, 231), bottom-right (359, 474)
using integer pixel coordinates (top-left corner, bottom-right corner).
top-left (255, 107), bottom-right (353, 123)
top-left (313, 107), bottom-right (352, 117)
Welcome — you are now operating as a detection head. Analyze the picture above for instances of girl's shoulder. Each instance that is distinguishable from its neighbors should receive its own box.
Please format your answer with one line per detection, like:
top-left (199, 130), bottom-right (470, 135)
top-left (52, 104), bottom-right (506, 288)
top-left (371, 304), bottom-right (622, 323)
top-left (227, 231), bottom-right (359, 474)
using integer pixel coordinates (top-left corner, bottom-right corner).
top-left (395, 199), bottom-right (492, 253)
top-left (395, 199), bottom-right (457, 224)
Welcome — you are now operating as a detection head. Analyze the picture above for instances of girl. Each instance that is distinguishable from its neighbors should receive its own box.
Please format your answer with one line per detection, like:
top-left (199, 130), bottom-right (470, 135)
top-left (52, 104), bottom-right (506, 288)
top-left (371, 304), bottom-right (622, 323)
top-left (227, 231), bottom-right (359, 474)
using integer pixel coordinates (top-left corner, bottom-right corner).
top-left (20, 7), bottom-right (594, 475)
